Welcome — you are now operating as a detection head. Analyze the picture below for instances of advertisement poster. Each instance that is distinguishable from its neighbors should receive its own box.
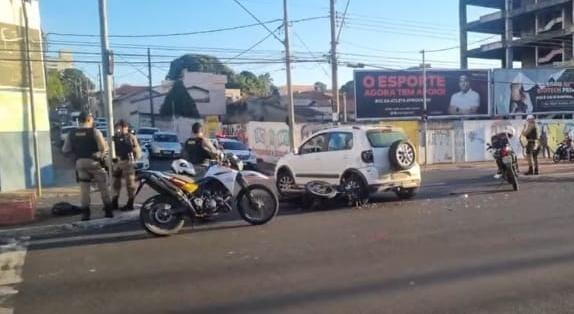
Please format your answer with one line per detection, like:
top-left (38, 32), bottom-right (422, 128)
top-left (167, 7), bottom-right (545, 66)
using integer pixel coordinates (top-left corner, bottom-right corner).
top-left (354, 70), bottom-right (489, 119)
top-left (493, 69), bottom-right (574, 114)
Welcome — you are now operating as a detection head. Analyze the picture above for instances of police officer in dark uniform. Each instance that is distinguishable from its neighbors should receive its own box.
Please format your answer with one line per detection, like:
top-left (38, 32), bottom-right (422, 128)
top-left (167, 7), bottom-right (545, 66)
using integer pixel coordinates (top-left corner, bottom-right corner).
top-left (183, 122), bottom-right (220, 177)
top-left (112, 120), bottom-right (142, 211)
top-left (522, 115), bottom-right (540, 175)
top-left (62, 111), bottom-right (113, 221)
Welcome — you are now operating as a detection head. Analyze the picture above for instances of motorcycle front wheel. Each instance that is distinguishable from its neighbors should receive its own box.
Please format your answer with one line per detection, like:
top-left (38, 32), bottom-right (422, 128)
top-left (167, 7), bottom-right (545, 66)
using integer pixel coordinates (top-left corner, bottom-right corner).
top-left (140, 195), bottom-right (185, 236)
top-left (237, 184), bottom-right (279, 225)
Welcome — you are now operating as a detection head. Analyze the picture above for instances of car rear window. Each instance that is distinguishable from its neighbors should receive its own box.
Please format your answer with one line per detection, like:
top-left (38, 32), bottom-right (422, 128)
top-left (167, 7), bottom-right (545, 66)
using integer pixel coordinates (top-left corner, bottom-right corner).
top-left (367, 130), bottom-right (407, 147)
top-left (138, 128), bottom-right (158, 135)
top-left (154, 134), bottom-right (178, 142)
top-left (221, 141), bottom-right (247, 151)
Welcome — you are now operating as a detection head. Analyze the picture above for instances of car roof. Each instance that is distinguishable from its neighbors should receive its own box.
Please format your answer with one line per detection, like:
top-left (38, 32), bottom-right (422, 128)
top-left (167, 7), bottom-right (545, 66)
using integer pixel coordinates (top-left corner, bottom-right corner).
top-left (140, 127), bottom-right (159, 130)
top-left (217, 138), bottom-right (241, 143)
top-left (314, 125), bottom-right (404, 133)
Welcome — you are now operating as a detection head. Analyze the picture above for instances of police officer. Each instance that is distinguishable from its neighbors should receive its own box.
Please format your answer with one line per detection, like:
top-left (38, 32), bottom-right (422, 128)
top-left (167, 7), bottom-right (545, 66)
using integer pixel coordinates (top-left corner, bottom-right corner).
top-left (62, 111), bottom-right (113, 221)
top-left (183, 122), bottom-right (220, 178)
top-left (522, 115), bottom-right (540, 175)
top-left (112, 120), bottom-right (142, 211)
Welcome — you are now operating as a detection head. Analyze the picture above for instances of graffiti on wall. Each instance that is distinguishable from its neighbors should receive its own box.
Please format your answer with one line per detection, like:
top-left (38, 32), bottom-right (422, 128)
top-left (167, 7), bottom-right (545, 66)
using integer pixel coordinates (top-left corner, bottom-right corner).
top-left (247, 122), bottom-right (291, 163)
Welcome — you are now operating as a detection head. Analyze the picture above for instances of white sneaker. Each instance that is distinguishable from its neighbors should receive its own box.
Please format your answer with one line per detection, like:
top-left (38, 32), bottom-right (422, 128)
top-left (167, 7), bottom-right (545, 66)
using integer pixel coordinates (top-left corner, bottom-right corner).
top-left (494, 174), bottom-right (502, 179)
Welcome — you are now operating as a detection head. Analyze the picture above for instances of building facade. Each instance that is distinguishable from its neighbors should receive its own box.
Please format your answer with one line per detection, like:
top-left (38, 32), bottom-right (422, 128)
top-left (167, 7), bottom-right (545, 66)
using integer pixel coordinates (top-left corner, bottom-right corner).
top-left (460, 0), bottom-right (574, 68)
top-left (46, 49), bottom-right (74, 71)
top-left (0, 0), bottom-right (53, 191)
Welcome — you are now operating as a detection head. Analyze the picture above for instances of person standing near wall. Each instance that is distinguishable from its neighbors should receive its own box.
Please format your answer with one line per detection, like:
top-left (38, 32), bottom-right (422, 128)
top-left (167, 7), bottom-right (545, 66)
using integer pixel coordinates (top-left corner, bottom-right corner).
top-left (62, 111), bottom-right (113, 220)
top-left (539, 124), bottom-right (550, 159)
top-left (522, 115), bottom-right (540, 175)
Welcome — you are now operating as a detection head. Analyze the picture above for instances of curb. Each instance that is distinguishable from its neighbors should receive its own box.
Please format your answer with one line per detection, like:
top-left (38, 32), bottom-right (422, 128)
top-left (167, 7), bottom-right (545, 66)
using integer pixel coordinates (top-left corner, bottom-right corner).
top-left (0, 210), bottom-right (140, 239)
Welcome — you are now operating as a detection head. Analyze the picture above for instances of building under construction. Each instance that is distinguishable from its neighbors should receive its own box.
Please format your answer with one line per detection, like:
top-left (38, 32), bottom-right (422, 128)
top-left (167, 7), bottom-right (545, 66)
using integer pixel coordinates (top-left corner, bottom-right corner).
top-left (460, 0), bottom-right (574, 68)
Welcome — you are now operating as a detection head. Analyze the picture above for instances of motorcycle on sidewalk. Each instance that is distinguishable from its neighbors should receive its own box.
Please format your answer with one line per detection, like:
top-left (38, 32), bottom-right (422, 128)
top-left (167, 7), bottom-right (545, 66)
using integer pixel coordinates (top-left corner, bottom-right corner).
top-left (487, 141), bottom-right (519, 191)
top-left (134, 154), bottom-right (279, 236)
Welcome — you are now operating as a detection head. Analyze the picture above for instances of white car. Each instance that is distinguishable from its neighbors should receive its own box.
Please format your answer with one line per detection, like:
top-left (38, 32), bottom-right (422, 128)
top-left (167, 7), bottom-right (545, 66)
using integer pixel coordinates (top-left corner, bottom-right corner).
top-left (275, 126), bottom-right (421, 200)
top-left (135, 146), bottom-right (150, 170)
top-left (217, 138), bottom-right (257, 168)
top-left (137, 127), bottom-right (159, 147)
top-left (150, 132), bottom-right (182, 158)
top-left (59, 125), bottom-right (77, 146)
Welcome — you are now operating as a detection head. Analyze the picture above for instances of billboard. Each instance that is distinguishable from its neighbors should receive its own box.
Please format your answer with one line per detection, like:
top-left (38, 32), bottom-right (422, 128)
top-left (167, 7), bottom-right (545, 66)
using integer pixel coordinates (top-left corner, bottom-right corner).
top-left (354, 70), bottom-right (489, 119)
top-left (493, 69), bottom-right (574, 115)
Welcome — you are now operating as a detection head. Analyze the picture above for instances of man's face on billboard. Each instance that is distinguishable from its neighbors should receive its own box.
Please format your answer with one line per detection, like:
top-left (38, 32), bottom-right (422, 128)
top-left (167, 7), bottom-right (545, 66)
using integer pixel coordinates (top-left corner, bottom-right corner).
top-left (459, 75), bottom-right (470, 92)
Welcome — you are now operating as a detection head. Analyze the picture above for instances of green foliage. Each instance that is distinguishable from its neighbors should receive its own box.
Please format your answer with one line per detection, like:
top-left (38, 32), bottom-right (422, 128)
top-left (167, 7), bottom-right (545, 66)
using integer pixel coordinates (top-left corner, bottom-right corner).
top-left (166, 54), bottom-right (234, 81)
top-left (340, 80), bottom-right (354, 95)
top-left (160, 80), bottom-right (200, 118)
top-left (166, 54), bottom-right (275, 97)
top-left (314, 81), bottom-right (327, 93)
top-left (46, 70), bottom-right (68, 108)
top-left (61, 68), bottom-right (95, 110)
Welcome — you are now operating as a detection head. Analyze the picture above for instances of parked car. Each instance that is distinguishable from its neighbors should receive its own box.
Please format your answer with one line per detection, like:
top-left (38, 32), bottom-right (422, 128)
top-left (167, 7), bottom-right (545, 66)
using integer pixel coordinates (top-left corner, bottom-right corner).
top-left (217, 138), bottom-right (257, 169)
top-left (150, 132), bottom-right (182, 158)
top-left (135, 146), bottom-right (150, 170)
top-left (275, 125), bottom-right (421, 201)
top-left (137, 127), bottom-right (160, 147)
top-left (59, 125), bottom-right (77, 146)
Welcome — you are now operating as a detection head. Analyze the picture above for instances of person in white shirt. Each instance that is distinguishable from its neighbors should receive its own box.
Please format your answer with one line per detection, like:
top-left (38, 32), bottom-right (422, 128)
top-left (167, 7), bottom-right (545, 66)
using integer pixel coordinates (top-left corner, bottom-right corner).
top-left (448, 75), bottom-right (480, 115)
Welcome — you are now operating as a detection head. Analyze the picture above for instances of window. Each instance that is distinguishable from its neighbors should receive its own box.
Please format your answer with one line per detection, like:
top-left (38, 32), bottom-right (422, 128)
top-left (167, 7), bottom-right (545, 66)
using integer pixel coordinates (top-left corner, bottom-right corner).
top-left (367, 130), bottom-right (407, 147)
top-left (328, 132), bottom-right (353, 151)
top-left (154, 134), bottom-right (179, 143)
top-left (300, 133), bottom-right (329, 154)
top-left (221, 141), bottom-right (248, 151)
top-left (138, 128), bottom-right (159, 135)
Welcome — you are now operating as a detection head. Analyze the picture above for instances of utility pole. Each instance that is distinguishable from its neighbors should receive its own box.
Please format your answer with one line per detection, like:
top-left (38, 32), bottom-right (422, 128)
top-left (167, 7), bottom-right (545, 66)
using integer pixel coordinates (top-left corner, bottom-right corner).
top-left (342, 92), bottom-right (348, 123)
top-left (98, 0), bottom-right (116, 168)
top-left (504, 0), bottom-right (513, 69)
top-left (459, 0), bottom-right (468, 69)
top-left (22, 0), bottom-right (42, 197)
top-left (330, 0), bottom-right (340, 122)
top-left (283, 0), bottom-right (296, 151)
top-left (147, 48), bottom-right (155, 127)
top-left (421, 49), bottom-right (428, 166)
top-left (97, 64), bottom-right (103, 116)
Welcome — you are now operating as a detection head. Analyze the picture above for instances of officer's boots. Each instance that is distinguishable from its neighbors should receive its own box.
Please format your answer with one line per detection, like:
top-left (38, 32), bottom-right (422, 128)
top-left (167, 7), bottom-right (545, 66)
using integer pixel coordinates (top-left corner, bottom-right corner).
top-left (104, 203), bottom-right (114, 218)
top-left (121, 198), bottom-right (135, 212)
top-left (111, 196), bottom-right (119, 211)
top-left (81, 207), bottom-right (91, 221)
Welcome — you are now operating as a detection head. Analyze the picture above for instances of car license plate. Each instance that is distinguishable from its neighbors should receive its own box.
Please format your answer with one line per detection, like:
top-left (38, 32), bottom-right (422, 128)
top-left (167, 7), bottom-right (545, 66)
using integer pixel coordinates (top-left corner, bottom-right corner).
top-left (161, 150), bottom-right (173, 155)
top-left (502, 156), bottom-right (512, 164)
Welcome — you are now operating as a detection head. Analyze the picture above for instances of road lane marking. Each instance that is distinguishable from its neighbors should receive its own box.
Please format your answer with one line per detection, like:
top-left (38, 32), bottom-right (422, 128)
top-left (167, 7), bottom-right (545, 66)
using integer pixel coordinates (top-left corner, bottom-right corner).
top-left (0, 239), bottom-right (28, 314)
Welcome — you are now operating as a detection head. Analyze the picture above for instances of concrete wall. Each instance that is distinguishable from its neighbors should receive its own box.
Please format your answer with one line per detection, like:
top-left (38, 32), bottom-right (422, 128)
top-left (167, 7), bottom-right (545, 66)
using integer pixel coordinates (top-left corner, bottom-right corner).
top-left (237, 120), bottom-right (574, 165)
top-left (0, 0), bottom-right (54, 192)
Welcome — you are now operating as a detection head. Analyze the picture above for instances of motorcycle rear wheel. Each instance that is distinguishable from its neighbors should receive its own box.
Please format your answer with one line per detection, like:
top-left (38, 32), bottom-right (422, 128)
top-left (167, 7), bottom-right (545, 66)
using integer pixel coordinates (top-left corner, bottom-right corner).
top-left (507, 168), bottom-right (519, 191)
top-left (237, 184), bottom-right (279, 225)
top-left (140, 195), bottom-right (185, 236)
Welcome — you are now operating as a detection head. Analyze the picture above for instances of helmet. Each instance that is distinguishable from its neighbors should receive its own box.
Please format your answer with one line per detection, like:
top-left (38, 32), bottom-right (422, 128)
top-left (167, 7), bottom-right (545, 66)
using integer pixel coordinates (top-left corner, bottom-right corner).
top-left (527, 114), bottom-right (535, 121)
top-left (171, 159), bottom-right (196, 176)
top-left (226, 153), bottom-right (244, 171)
top-left (504, 126), bottom-right (516, 138)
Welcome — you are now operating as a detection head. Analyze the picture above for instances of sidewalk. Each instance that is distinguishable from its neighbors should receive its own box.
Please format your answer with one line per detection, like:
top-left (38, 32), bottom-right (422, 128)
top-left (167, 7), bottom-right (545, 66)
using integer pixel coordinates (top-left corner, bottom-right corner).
top-left (422, 159), bottom-right (574, 173)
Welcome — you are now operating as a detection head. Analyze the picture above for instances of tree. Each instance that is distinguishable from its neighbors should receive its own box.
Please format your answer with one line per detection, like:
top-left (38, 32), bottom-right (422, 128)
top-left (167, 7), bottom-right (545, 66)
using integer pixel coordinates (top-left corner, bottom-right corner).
top-left (166, 54), bottom-right (234, 81)
top-left (61, 68), bottom-right (94, 110)
top-left (46, 69), bottom-right (68, 108)
top-left (160, 80), bottom-right (200, 118)
top-left (340, 80), bottom-right (354, 95)
top-left (314, 81), bottom-right (327, 93)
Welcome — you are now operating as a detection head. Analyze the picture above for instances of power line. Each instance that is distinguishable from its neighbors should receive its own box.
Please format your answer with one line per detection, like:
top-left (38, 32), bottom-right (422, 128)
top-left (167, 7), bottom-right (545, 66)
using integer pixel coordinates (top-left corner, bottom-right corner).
top-left (336, 0), bottom-right (351, 43)
top-left (230, 24), bottom-right (283, 60)
top-left (232, 0), bottom-right (284, 44)
top-left (292, 30), bottom-right (330, 77)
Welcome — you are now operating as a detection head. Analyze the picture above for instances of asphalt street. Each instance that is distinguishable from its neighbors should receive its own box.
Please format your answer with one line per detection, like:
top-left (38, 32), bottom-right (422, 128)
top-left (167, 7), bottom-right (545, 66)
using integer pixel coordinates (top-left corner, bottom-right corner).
top-left (5, 165), bottom-right (574, 314)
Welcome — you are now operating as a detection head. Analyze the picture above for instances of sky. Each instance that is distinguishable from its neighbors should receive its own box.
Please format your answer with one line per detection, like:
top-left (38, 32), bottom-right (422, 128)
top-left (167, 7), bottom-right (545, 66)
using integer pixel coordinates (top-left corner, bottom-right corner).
top-left (39, 0), bottom-right (498, 89)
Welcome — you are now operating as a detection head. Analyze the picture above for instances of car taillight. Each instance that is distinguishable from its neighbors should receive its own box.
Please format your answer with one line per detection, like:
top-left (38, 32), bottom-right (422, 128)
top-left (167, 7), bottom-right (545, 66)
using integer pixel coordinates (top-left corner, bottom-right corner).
top-left (361, 150), bottom-right (374, 163)
top-left (501, 146), bottom-right (509, 157)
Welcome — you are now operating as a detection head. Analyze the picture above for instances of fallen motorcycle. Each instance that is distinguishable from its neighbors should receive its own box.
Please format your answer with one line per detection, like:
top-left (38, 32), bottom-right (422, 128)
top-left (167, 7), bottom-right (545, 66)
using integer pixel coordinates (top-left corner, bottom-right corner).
top-left (135, 154), bottom-right (279, 236)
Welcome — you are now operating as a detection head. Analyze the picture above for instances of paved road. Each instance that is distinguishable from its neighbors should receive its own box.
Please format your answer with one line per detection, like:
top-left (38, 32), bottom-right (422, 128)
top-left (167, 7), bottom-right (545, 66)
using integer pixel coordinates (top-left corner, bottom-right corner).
top-left (5, 166), bottom-right (574, 314)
